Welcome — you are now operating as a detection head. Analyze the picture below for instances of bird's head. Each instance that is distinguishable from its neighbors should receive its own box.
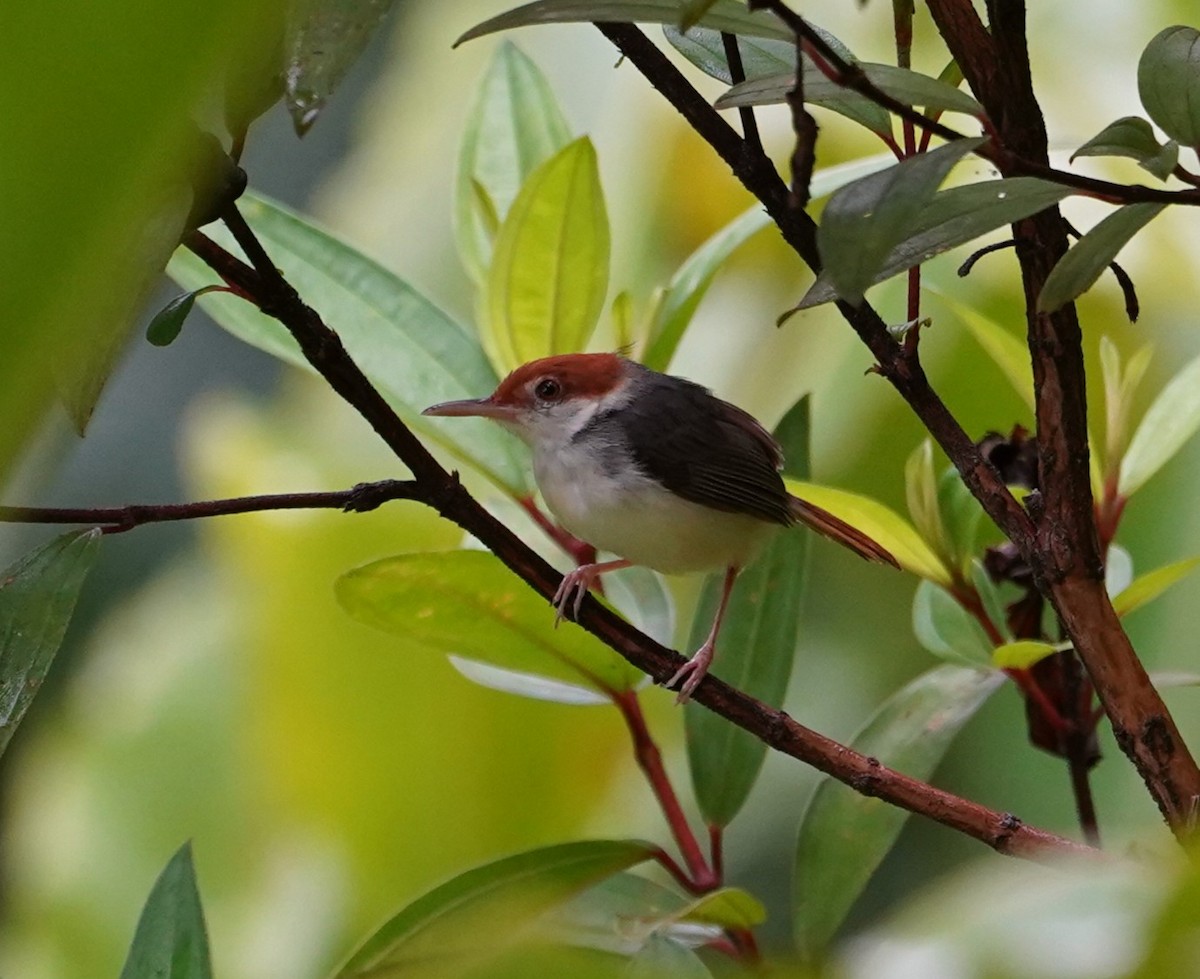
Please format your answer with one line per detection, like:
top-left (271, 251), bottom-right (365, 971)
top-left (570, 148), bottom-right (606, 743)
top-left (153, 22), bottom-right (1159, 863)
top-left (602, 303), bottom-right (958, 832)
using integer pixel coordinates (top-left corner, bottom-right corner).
top-left (422, 353), bottom-right (629, 446)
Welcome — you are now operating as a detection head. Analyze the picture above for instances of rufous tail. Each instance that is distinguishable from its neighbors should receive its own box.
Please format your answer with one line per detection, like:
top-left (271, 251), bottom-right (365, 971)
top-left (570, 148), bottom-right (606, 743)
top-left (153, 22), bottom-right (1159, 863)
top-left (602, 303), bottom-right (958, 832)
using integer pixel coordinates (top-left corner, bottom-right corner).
top-left (788, 496), bottom-right (899, 567)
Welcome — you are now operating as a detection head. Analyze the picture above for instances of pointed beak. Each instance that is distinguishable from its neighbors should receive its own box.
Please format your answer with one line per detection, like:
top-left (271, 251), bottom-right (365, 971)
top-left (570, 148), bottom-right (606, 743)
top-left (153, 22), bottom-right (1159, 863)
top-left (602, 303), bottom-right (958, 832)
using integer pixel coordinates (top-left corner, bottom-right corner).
top-left (421, 396), bottom-right (517, 420)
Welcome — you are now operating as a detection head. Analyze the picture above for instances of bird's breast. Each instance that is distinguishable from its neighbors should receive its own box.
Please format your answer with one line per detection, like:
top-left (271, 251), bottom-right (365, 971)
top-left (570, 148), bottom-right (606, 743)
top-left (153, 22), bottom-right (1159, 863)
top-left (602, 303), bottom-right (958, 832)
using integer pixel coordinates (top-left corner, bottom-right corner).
top-left (533, 439), bottom-right (775, 574)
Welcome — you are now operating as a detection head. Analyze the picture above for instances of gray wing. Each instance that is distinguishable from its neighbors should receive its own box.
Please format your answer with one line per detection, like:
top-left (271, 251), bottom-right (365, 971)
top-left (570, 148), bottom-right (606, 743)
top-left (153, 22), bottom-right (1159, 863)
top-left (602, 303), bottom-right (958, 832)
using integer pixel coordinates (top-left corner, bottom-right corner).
top-left (591, 367), bottom-right (793, 526)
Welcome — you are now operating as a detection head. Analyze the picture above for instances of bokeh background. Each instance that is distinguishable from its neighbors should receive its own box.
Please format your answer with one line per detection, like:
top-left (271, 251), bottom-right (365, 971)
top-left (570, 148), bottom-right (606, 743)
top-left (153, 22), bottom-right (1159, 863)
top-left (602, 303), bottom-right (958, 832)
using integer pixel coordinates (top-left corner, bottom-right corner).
top-left (3, 1), bottom-right (1200, 975)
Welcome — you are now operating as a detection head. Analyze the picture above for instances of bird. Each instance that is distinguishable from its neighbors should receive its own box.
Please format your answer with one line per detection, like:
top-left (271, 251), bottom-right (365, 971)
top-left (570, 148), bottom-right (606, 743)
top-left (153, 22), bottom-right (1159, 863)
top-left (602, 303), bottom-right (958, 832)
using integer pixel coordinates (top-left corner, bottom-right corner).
top-left (423, 353), bottom-right (896, 702)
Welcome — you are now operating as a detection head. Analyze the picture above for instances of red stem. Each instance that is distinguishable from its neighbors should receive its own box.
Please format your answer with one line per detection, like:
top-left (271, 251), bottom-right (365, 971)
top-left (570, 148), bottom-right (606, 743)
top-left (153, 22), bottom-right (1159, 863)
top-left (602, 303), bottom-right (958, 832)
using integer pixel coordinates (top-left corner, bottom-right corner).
top-left (614, 691), bottom-right (716, 891)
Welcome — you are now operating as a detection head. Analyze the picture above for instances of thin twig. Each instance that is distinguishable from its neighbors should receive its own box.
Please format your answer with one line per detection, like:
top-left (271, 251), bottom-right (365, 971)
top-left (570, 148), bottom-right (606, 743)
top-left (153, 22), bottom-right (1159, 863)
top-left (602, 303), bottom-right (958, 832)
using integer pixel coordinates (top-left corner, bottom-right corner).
top-left (720, 32), bottom-right (763, 161)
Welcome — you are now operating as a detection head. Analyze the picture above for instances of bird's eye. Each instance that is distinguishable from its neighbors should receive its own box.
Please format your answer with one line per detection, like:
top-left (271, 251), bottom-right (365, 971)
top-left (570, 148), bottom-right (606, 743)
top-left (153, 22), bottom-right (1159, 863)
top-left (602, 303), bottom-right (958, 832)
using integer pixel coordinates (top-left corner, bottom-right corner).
top-left (534, 377), bottom-right (562, 401)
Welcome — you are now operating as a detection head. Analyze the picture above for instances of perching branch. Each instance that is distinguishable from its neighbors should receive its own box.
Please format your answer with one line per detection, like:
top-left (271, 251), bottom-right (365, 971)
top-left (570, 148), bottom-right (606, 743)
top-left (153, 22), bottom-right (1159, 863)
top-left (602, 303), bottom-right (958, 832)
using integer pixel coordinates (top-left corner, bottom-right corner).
top-left (173, 204), bottom-right (1093, 861)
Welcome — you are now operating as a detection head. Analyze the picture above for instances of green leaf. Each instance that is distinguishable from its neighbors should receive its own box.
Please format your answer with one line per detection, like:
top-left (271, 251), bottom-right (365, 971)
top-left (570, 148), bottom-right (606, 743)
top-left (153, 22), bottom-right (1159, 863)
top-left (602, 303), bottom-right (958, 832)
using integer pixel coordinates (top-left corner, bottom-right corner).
top-left (283, 0), bottom-right (399, 135)
top-left (485, 137), bottom-right (610, 372)
top-left (1138, 26), bottom-right (1200, 148)
top-left (932, 290), bottom-right (1035, 412)
top-left (674, 887), bottom-right (766, 929)
top-left (679, 0), bottom-right (720, 30)
top-left (167, 192), bottom-right (531, 496)
top-left (626, 935), bottom-right (712, 978)
top-left (1071, 116), bottom-right (1179, 181)
top-left (642, 206), bottom-right (772, 371)
top-left (912, 580), bottom-right (993, 666)
top-left (817, 138), bottom-right (984, 305)
top-left (336, 551), bottom-right (643, 694)
top-left (905, 440), bottom-right (947, 559)
top-left (1120, 350), bottom-right (1200, 497)
top-left (991, 640), bottom-right (1060, 670)
top-left (456, 42), bottom-right (573, 284)
top-left (669, 25), bottom-right (890, 135)
top-left (456, 0), bottom-right (791, 48)
top-left (146, 287), bottom-right (226, 347)
top-left (1105, 542), bottom-right (1135, 599)
top-left (549, 872), bottom-right (687, 954)
top-left (447, 656), bottom-right (611, 705)
top-left (936, 465), bottom-right (988, 569)
top-left (605, 564), bottom-right (674, 647)
top-left (793, 664), bottom-right (1003, 958)
top-left (1112, 557), bottom-right (1200, 618)
top-left (970, 560), bottom-right (1012, 643)
top-left (717, 63), bottom-right (981, 118)
top-left (786, 479), bottom-right (950, 585)
top-left (800, 176), bottom-right (1071, 309)
top-left (0, 529), bottom-right (100, 759)
top-left (119, 842), bottom-right (212, 979)
top-left (686, 397), bottom-right (811, 826)
top-left (1038, 203), bottom-right (1166, 314)
top-left (332, 840), bottom-right (656, 977)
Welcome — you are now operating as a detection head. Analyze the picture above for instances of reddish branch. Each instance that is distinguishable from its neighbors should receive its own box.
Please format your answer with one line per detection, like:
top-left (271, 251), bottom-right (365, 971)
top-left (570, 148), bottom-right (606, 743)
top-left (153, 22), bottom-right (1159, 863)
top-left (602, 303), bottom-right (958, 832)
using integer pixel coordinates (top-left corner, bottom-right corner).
top-left (177, 209), bottom-right (1091, 861)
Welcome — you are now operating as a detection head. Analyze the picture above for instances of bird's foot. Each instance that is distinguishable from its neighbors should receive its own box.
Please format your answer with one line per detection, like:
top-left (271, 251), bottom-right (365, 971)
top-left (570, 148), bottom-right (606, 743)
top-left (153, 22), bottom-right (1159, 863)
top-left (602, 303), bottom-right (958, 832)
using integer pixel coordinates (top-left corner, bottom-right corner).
top-left (664, 640), bottom-right (716, 705)
top-left (552, 564), bottom-right (603, 626)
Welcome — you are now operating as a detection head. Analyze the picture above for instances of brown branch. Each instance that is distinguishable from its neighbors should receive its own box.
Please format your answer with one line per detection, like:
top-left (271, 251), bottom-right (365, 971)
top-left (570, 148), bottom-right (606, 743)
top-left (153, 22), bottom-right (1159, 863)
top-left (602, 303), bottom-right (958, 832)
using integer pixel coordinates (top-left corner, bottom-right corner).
top-left (925, 0), bottom-right (1200, 830)
top-left (181, 204), bottom-right (1091, 861)
top-left (0, 481), bottom-right (419, 533)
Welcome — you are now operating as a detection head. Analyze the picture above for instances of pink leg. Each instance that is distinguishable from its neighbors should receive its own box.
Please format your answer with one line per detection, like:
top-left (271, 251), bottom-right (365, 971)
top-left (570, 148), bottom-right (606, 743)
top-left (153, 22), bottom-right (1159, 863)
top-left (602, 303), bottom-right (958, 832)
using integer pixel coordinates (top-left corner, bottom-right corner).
top-left (666, 565), bottom-right (740, 704)
top-left (553, 558), bottom-right (633, 625)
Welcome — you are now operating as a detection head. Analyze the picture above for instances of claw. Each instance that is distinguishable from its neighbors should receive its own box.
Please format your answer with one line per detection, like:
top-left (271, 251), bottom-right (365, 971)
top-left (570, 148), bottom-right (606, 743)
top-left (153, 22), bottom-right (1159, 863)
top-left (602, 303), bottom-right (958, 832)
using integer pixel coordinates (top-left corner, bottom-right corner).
top-left (550, 559), bottom-right (633, 626)
top-left (665, 640), bottom-right (716, 705)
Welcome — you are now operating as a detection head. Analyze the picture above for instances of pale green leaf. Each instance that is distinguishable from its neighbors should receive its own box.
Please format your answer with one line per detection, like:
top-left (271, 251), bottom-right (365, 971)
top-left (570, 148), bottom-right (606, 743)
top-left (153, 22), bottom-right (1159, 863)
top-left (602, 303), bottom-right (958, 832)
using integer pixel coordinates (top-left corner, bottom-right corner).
top-left (674, 888), bottom-right (766, 929)
top-left (1038, 203), bottom-right (1165, 314)
top-left (688, 398), bottom-right (811, 825)
top-left (934, 291), bottom-right (1035, 412)
top-left (119, 843), bottom-right (212, 979)
top-left (905, 440), bottom-right (946, 558)
top-left (486, 137), bottom-right (610, 371)
top-left (679, 0), bottom-right (720, 30)
top-left (1071, 116), bottom-right (1179, 181)
top-left (816, 139), bottom-right (984, 305)
top-left (447, 656), bottom-right (611, 705)
top-left (912, 580), bottom-right (994, 666)
top-left (970, 560), bottom-right (1012, 643)
top-left (991, 640), bottom-right (1060, 670)
top-left (456, 42), bottom-right (572, 283)
top-left (625, 935), bottom-right (712, 978)
top-left (605, 564), bottom-right (674, 648)
top-left (1151, 671), bottom-right (1200, 689)
top-left (336, 551), bottom-right (643, 694)
top-left (937, 466), bottom-right (989, 570)
top-left (800, 177), bottom-right (1071, 309)
top-left (1120, 351), bottom-right (1200, 496)
top-left (1105, 542), bottom-right (1134, 600)
top-left (0, 529), bottom-right (101, 759)
top-left (456, 0), bottom-right (791, 48)
top-left (643, 206), bottom-right (772, 372)
top-left (1138, 26), bottom-right (1200, 147)
top-left (167, 193), bottom-right (531, 495)
top-left (1112, 557), bottom-right (1200, 618)
top-left (794, 665), bottom-right (1003, 957)
top-left (333, 840), bottom-right (655, 977)
top-left (787, 479), bottom-right (950, 585)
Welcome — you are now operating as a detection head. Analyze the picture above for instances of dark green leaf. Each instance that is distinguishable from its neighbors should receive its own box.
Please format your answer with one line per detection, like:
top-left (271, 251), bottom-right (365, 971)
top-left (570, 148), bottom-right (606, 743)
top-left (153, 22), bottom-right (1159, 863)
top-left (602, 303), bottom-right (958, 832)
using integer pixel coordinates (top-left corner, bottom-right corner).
top-left (642, 206), bottom-right (772, 372)
top-left (456, 42), bottom-right (573, 283)
top-left (284, 0), bottom-right (399, 135)
top-left (686, 397), bottom-right (810, 826)
top-left (717, 63), bottom-right (981, 118)
top-left (800, 176), bottom-right (1071, 308)
top-left (970, 560), bottom-right (1012, 643)
top-left (146, 288), bottom-right (223, 347)
top-left (911, 580), bottom-right (993, 666)
top-left (1038, 203), bottom-right (1165, 314)
top-left (336, 551), bottom-right (643, 694)
top-left (793, 665), bottom-right (1003, 957)
top-left (0, 529), bottom-right (100, 759)
top-left (456, 0), bottom-right (790, 48)
top-left (333, 840), bottom-right (656, 977)
top-left (936, 466), bottom-right (987, 569)
top-left (1138, 26), bottom-right (1200, 147)
top-left (816, 138), bottom-right (984, 305)
top-left (1071, 116), bottom-right (1179, 181)
top-left (665, 23), bottom-right (891, 135)
top-left (119, 842), bottom-right (212, 979)
top-left (167, 192), bottom-right (531, 495)
top-left (485, 137), bottom-right (610, 371)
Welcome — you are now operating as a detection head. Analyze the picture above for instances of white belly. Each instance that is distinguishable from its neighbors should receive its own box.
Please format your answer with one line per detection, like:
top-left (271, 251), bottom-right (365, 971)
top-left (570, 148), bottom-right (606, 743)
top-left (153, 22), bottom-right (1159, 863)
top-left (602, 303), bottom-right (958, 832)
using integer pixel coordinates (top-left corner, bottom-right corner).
top-left (533, 441), bottom-right (776, 573)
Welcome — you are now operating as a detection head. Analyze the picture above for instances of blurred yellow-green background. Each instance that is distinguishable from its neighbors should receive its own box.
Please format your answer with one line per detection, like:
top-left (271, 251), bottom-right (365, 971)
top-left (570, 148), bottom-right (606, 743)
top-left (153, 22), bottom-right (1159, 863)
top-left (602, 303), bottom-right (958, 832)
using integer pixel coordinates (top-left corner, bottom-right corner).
top-left (4, 1), bottom-right (1200, 976)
